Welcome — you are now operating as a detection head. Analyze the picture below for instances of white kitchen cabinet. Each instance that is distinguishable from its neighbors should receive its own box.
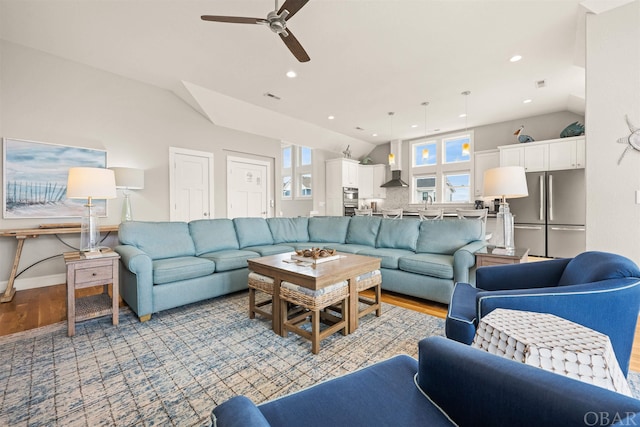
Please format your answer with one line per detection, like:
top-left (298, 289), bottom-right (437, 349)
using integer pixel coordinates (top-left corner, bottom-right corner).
top-left (474, 150), bottom-right (500, 197)
top-left (358, 164), bottom-right (387, 199)
top-left (358, 165), bottom-right (374, 198)
top-left (371, 164), bottom-right (387, 198)
top-left (326, 158), bottom-right (360, 197)
top-left (548, 137), bottom-right (585, 170)
top-left (499, 142), bottom-right (548, 172)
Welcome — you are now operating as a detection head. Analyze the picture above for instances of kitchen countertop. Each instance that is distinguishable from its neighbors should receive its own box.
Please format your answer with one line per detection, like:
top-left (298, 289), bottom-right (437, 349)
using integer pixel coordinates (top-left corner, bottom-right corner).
top-left (372, 210), bottom-right (497, 218)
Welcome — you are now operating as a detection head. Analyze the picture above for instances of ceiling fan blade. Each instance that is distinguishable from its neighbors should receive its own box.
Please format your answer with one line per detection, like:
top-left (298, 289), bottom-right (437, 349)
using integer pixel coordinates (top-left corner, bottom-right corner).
top-left (279, 30), bottom-right (310, 62)
top-left (278, 0), bottom-right (309, 20)
top-left (201, 15), bottom-right (267, 25)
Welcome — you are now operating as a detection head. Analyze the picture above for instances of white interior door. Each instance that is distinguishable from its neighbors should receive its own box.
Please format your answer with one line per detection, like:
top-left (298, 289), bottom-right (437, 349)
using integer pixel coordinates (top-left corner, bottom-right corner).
top-left (227, 156), bottom-right (270, 219)
top-left (169, 147), bottom-right (213, 222)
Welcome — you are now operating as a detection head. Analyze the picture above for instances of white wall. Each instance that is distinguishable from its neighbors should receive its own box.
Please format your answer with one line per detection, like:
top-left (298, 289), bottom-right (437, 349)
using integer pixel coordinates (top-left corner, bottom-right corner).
top-left (0, 41), bottom-right (281, 288)
top-left (585, 1), bottom-right (640, 264)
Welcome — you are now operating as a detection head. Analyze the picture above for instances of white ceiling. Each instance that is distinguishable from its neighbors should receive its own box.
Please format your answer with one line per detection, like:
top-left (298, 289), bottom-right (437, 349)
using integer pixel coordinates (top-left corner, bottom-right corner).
top-left (0, 0), bottom-right (609, 156)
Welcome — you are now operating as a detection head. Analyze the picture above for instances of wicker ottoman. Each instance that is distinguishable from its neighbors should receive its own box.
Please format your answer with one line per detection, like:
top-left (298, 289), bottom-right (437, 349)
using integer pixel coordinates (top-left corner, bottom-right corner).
top-left (280, 280), bottom-right (349, 354)
top-left (248, 271), bottom-right (274, 321)
top-left (472, 308), bottom-right (632, 396)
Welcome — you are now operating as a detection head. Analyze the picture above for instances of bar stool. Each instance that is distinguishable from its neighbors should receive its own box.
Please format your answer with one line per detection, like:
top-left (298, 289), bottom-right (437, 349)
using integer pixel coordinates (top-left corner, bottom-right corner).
top-left (279, 280), bottom-right (349, 354)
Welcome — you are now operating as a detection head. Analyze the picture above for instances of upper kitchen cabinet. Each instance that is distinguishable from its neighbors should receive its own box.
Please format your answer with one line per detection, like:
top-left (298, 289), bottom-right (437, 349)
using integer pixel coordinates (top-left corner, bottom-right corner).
top-left (474, 150), bottom-right (500, 197)
top-left (499, 136), bottom-right (585, 173)
top-left (499, 143), bottom-right (548, 172)
top-left (359, 164), bottom-right (387, 199)
top-left (548, 137), bottom-right (585, 170)
top-left (326, 158), bottom-right (360, 196)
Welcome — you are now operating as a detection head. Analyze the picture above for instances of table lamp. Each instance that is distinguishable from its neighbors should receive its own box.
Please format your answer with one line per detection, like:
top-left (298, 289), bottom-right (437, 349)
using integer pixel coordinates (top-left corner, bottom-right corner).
top-left (66, 167), bottom-right (117, 253)
top-left (109, 167), bottom-right (144, 222)
top-left (483, 166), bottom-right (528, 250)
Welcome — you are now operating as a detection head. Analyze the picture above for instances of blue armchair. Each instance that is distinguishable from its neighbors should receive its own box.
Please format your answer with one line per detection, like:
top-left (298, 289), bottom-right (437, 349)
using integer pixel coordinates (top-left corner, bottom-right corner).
top-left (446, 251), bottom-right (640, 375)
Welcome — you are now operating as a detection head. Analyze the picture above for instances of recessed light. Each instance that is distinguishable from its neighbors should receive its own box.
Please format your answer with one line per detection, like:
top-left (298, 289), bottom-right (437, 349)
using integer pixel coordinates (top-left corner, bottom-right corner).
top-left (459, 114), bottom-right (467, 118)
top-left (286, 70), bottom-right (297, 78)
top-left (372, 133), bottom-right (378, 137)
top-left (523, 99), bottom-right (532, 104)
top-left (328, 115), bottom-right (335, 120)
top-left (411, 124), bottom-right (418, 128)
top-left (510, 55), bottom-right (522, 62)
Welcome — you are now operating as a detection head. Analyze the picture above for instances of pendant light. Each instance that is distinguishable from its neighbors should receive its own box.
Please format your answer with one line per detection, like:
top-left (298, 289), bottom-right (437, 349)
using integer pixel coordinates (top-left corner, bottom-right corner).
top-left (387, 112), bottom-right (396, 166)
top-left (461, 91), bottom-right (471, 156)
top-left (421, 101), bottom-right (430, 160)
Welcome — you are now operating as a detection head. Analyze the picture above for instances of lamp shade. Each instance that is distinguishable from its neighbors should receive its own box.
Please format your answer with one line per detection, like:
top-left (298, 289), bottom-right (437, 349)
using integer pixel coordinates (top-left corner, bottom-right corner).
top-left (483, 166), bottom-right (529, 199)
top-left (66, 167), bottom-right (117, 199)
top-left (109, 167), bottom-right (144, 190)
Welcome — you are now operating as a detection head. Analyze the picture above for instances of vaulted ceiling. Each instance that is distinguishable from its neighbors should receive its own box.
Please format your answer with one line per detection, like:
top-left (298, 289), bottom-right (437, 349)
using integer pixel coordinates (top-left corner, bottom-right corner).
top-left (1, 0), bottom-right (623, 156)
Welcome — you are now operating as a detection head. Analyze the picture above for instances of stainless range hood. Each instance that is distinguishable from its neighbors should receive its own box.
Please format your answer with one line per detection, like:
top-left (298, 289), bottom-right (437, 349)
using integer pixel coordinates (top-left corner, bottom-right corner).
top-left (381, 170), bottom-right (408, 188)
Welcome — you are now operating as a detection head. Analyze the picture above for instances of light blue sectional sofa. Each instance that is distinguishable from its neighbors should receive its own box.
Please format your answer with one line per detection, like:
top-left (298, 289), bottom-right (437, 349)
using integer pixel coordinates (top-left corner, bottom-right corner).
top-left (114, 216), bottom-right (485, 321)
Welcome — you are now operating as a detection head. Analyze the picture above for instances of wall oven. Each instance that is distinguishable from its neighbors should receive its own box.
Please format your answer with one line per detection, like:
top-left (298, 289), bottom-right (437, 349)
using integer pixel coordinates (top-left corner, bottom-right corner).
top-left (343, 187), bottom-right (358, 216)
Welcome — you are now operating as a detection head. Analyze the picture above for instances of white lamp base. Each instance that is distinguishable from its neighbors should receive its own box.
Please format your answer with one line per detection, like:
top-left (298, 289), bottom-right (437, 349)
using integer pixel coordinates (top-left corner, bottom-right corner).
top-left (495, 201), bottom-right (515, 252)
top-left (122, 191), bottom-right (133, 222)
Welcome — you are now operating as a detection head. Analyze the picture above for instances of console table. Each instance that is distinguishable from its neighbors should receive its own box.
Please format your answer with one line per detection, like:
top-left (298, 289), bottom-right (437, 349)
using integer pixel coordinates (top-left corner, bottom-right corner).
top-left (0, 225), bottom-right (119, 303)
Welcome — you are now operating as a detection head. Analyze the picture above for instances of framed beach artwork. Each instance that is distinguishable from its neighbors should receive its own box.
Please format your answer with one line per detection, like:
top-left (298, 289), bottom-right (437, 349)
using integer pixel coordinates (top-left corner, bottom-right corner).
top-left (3, 138), bottom-right (108, 219)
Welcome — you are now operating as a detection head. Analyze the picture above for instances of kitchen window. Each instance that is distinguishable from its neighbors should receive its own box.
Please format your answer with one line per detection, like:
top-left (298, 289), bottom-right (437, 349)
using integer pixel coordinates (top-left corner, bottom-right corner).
top-left (410, 131), bottom-right (473, 204)
top-left (282, 144), bottom-right (312, 199)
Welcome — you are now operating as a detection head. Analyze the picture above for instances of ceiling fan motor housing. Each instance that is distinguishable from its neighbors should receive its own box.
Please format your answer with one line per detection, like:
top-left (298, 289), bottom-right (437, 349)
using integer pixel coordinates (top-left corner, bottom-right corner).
top-left (267, 10), bottom-right (288, 34)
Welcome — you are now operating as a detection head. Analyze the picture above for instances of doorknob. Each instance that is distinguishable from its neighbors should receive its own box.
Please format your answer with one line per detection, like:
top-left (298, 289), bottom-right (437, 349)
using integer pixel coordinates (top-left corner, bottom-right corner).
top-left (203, 212), bottom-right (208, 217)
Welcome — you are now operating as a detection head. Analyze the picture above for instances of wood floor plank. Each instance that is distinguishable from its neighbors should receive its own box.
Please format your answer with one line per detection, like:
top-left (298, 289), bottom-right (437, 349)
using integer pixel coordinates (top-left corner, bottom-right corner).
top-left (2, 284), bottom-right (640, 373)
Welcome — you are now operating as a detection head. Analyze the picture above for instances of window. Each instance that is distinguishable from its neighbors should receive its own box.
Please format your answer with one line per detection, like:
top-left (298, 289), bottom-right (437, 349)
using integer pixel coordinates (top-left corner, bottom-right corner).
top-left (414, 175), bottom-right (437, 203)
top-left (410, 131), bottom-right (473, 204)
top-left (282, 175), bottom-right (292, 198)
top-left (444, 173), bottom-right (470, 202)
top-left (281, 144), bottom-right (312, 199)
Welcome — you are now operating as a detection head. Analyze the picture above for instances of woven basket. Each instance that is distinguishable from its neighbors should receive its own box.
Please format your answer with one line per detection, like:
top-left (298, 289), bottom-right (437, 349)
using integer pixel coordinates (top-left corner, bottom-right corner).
top-left (280, 285), bottom-right (348, 311)
top-left (248, 274), bottom-right (275, 295)
top-left (356, 274), bottom-right (382, 292)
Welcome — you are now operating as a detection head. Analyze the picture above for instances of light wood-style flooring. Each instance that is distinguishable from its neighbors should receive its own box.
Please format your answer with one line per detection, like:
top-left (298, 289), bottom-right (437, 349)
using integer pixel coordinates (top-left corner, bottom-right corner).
top-left (1, 283), bottom-right (640, 372)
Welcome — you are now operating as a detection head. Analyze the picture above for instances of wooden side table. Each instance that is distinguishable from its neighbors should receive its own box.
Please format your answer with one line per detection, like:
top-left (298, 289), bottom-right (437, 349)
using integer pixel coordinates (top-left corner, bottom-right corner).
top-left (64, 251), bottom-right (120, 337)
top-left (476, 246), bottom-right (529, 267)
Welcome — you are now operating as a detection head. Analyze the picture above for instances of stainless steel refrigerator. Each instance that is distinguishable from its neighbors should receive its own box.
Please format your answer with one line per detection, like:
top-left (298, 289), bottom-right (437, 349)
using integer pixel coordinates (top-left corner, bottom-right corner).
top-left (508, 169), bottom-right (585, 258)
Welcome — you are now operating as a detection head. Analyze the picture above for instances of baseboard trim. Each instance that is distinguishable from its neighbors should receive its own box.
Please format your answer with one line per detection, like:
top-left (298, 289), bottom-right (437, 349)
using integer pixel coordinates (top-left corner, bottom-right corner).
top-left (0, 273), bottom-right (66, 293)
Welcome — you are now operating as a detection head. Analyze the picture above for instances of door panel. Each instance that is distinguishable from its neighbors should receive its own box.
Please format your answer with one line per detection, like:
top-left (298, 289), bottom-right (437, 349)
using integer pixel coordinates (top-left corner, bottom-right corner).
top-left (509, 172), bottom-right (545, 224)
top-left (227, 157), bottom-right (269, 219)
top-left (171, 148), bottom-right (213, 222)
top-left (547, 169), bottom-right (585, 225)
top-left (547, 225), bottom-right (585, 258)
top-left (514, 224), bottom-right (546, 257)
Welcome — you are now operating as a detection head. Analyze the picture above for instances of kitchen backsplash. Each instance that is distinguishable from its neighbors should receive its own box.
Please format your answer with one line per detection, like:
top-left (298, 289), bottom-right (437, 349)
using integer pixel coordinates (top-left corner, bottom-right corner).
top-left (360, 187), bottom-right (476, 212)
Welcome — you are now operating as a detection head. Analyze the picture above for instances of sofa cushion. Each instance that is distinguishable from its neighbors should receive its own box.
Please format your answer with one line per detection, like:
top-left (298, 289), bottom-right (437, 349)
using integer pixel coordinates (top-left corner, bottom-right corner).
top-left (558, 251), bottom-right (640, 286)
top-left (119, 221), bottom-right (195, 260)
top-left (331, 243), bottom-right (372, 254)
top-left (267, 217), bottom-right (310, 243)
top-left (416, 219), bottom-right (483, 255)
top-left (346, 216), bottom-right (382, 247)
top-left (398, 253), bottom-right (454, 279)
top-left (189, 219), bottom-right (240, 255)
top-left (376, 218), bottom-right (420, 251)
top-left (244, 245), bottom-right (294, 256)
top-left (199, 249), bottom-right (260, 272)
top-left (152, 256), bottom-right (216, 284)
top-left (233, 218), bottom-right (274, 248)
top-left (357, 247), bottom-right (414, 269)
top-left (308, 217), bottom-right (350, 243)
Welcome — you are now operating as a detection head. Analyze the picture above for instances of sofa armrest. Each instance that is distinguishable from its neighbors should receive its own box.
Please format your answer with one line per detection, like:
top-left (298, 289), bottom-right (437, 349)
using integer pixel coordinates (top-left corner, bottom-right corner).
top-left (452, 240), bottom-right (486, 283)
top-left (417, 336), bottom-right (640, 427)
top-left (212, 396), bottom-right (271, 427)
top-left (476, 257), bottom-right (570, 291)
top-left (113, 244), bottom-right (154, 318)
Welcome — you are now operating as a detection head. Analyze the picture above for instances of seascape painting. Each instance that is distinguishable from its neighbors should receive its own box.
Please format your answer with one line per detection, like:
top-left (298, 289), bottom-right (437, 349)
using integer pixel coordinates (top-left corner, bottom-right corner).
top-left (3, 138), bottom-right (107, 219)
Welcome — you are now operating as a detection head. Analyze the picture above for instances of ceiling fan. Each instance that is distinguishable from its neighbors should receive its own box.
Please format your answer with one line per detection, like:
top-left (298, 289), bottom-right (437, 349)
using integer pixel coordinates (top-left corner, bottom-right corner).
top-left (201, 0), bottom-right (311, 63)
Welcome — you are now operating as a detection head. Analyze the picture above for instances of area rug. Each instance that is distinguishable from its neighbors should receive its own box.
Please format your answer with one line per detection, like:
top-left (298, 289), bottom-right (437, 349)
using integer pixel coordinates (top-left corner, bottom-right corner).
top-left (0, 291), bottom-right (445, 426)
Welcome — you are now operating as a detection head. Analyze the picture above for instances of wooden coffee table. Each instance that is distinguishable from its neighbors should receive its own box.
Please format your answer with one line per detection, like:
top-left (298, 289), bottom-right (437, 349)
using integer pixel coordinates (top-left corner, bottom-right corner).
top-left (247, 252), bottom-right (381, 335)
